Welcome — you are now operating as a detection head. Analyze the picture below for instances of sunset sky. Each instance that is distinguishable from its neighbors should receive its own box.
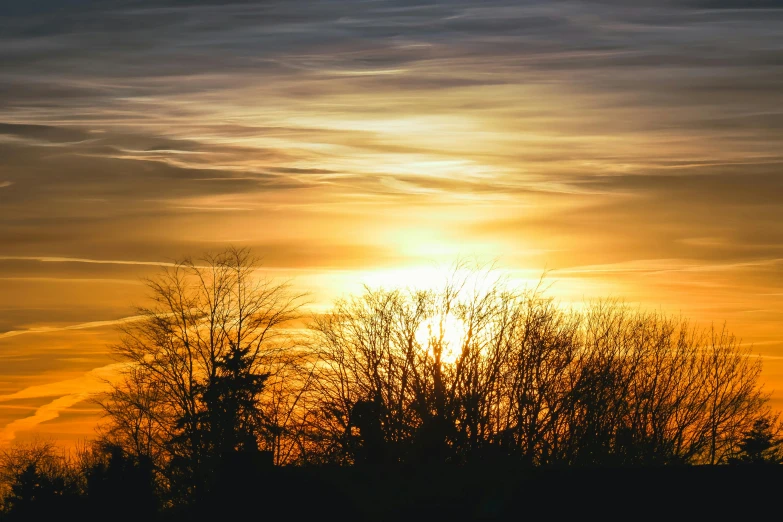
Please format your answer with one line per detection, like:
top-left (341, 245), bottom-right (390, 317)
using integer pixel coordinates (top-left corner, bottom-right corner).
top-left (1, 0), bottom-right (782, 447)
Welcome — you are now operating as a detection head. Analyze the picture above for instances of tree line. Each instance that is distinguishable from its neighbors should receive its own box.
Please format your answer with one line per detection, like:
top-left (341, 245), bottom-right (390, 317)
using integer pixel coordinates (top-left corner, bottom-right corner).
top-left (1, 247), bottom-right (781, 518)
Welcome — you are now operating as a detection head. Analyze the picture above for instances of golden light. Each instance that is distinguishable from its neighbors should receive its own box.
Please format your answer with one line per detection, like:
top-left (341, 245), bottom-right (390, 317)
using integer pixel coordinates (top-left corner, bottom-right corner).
top-left (416, 312), bottom-right (468, 365)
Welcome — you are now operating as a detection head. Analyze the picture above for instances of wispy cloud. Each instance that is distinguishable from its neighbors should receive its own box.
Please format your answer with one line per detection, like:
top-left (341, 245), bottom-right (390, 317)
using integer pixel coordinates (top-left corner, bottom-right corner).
top-left (0, 363), bottom-right (125, 444)
top-left (555, 258), bottom-right (783, 276)
top-left (0, 255), bottom-right (177, 267)
top-left (0, 315), bottom-right (146, 340)
top-left (0, 277), bottom-right (142, 285)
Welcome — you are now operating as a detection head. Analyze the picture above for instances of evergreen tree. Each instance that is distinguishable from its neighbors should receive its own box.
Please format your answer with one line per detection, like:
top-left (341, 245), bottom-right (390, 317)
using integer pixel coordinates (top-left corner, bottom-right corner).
top-left (729, 416), bottom-right (783, 465)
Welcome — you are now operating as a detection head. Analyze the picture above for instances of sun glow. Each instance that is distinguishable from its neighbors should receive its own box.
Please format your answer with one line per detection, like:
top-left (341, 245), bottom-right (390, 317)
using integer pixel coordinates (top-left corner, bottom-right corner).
top-left (416, 312), bottom-right (468, 365)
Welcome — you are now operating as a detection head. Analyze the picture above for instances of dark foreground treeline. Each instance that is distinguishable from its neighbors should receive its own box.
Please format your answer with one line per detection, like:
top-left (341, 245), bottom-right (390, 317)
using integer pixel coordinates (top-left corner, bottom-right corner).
top-left (1, 247), bottom-right (781, 520)
top-left (2, 453), bottom-right (783, 521)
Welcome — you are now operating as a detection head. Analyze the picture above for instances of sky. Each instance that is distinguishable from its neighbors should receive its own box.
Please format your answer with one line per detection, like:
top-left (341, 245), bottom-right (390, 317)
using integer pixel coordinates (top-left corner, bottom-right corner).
top-left (0, 0), bottom-right (782, 447)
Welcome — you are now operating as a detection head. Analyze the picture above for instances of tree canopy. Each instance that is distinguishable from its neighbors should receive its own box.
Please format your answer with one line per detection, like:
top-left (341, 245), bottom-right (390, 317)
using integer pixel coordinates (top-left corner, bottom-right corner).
top-left (1, 248), bottom-right (778, 518)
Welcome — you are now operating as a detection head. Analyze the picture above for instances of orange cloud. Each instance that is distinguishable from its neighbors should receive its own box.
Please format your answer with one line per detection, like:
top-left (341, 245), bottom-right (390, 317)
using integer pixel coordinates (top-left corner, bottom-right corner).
top-left (0, 363), bottom-right (126, 445)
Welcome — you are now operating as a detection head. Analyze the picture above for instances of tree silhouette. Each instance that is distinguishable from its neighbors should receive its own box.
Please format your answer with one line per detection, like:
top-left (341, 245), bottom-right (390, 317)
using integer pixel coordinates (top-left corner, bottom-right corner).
top-left (306, 267), bottom-right (770, 467)
top-left (83, 248), bottom-right (781, 518)
top-left (83, 443), bottom-right (158, 519)
top-left (98, 247), bottom-right (305, 506)
top-left (729, 416), bottom-right (783, 465)
top-left (349, 397), bottom-right (387, 466)
top-left (197, 342), bottom-right (270, 456)
top-left (0, 441), bottom-right (82, 520)
top-left (168, 342), bottom-right (271, 499)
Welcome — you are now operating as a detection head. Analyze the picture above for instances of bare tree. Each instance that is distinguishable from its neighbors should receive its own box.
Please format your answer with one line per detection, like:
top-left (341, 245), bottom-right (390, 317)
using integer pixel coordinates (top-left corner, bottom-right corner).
top-left (305, 287), bottom-right (431, 464)
top-left (98, 247), bottom-right (306, 500)
top-left (701, 325), bottom-right (767, 464)
top-left (304, 269), bottom-right (772, 467)
top-left (99, 251), bottom-right (771, 476)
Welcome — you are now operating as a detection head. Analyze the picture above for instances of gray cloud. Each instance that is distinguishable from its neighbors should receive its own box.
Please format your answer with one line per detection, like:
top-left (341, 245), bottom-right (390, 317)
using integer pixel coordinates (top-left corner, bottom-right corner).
top-left (1, 1), bottom-right (781, 215)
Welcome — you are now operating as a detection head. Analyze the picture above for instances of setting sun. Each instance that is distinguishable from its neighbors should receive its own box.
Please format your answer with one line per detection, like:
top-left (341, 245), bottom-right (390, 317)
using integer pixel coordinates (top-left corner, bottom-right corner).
top-left (416, 312), bottom-right (468, 365)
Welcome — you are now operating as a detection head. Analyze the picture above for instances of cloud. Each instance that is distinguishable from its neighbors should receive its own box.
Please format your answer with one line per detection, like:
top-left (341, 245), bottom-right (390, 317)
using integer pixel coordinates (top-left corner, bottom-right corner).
top-left (0, 1), bottom-right (780, 269)
top-left (0, 363), bottom-right (125, 444)
top-left (0, 0), bottom-right (781, 224)
top-left (0, 181), bottom-right (11, 189)
top-left (694, 0), bottom-right (783, 9)
top-left (0, 255), bottom-right (178, 268)
top-left (554, 258), bottom-right (783, 277)
top-left (0, 314), bottom-right (146, 340)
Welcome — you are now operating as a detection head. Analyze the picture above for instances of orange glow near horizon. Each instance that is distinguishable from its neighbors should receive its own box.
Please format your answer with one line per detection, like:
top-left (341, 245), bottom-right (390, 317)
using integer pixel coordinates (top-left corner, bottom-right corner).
top-left (0, 257), bottom-right (781, 450)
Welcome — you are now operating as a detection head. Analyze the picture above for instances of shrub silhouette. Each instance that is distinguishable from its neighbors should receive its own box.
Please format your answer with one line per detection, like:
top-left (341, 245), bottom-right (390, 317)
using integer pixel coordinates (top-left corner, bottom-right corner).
top-left (84, 443), bottom-right (158, 520)
top-left (0, 441), bottom-right (82, 520)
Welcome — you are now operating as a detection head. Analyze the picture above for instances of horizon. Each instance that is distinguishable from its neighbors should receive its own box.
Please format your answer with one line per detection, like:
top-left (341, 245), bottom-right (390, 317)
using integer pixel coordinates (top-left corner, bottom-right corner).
top-left (1, 0), bottom-right (782, 450)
